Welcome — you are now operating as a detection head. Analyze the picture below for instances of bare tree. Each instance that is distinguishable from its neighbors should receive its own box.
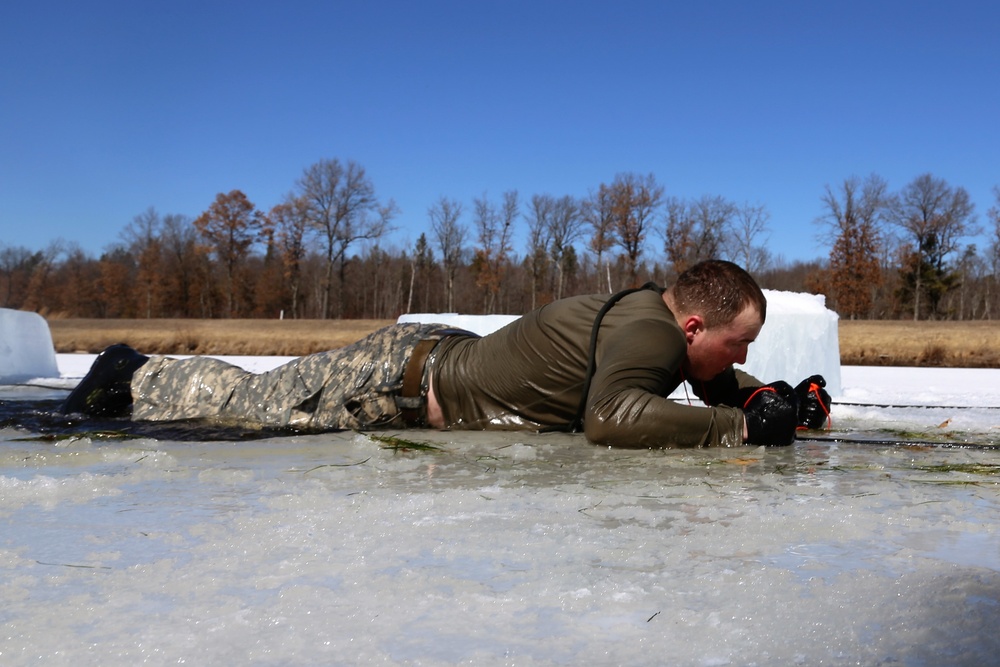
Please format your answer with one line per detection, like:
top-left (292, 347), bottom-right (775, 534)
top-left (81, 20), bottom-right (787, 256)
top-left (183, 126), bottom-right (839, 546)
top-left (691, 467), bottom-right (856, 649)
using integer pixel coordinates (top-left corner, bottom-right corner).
top-left (688, 194), bottom-right (735, 261)
top-left (950, 244), bottom-right (985, 320)
top-left (53, 243), bottom-right (100, 317)
top-left (22, 240), bottom-right (66, 314)
top-left (405, 232), bottom-right (434, 314)
top-left (428, 196), bottom-right (466, 313)
top-left (472, 190), bottom-right (518, 313)
top-left (728, 202), bottom-right (772, 274)
top-left (358, 241), bottom-right (400, 319)
top-left (547, 195), bottom-right (583, 300)
top-left (663, 194), bottom-right (735, 276)
top-left (268, 195), bottom-right (311, 319)
top-left (581, 185), bottom-right (616, 292)
top-left (121, 206), bottom-right (162, 318)
top-left (159, 213), bottom-right (201, 317)
top-left (890, 173), bottom-right (977, 319)
top-left (816, 175), bottom-right (888, 318)
top-left (121, 206), bottom-right (161, 247)
top-left (0, 244), bottom-right (36, 308)
top-left (607, 172), bottom-right (663, 287)
top-left (662, 196), bottom-right (691, 279)
top-left (990, 186), bottom-right (1000, 247)
top-left (297, 158), bottom-right (395, 318)
top-left (525, 194), bottom-right (555, 309)
top-left (985, 186), bottom-right (1000, 319)
top-left (95, 246), bottom-right (134, 317)
top-left (497, 190), bottom-right (520, 311)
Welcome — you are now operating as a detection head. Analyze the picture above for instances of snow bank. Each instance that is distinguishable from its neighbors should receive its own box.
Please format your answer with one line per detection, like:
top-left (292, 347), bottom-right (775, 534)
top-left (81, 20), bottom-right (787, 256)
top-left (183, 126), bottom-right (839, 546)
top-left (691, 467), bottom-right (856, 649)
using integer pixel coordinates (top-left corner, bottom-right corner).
top-left (0, 308), bottom-right (58, 382)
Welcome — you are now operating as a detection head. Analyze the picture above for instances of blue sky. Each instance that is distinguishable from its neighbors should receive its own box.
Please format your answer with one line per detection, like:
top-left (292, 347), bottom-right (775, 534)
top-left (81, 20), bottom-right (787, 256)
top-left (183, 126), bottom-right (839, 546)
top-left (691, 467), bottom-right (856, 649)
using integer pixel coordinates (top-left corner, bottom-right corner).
top-left (2, 1), bottom-right (998, 265)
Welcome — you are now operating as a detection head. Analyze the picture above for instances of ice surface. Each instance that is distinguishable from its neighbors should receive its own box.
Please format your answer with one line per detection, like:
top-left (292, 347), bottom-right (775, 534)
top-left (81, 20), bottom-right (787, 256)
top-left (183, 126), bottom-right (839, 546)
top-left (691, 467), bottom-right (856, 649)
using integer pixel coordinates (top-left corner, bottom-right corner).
top-left (0, 308), bottom-right (58, 383)
top-left (3, 357), bottom-right (1000, 665)
top-left (400, 290), bottom-right (842, 396)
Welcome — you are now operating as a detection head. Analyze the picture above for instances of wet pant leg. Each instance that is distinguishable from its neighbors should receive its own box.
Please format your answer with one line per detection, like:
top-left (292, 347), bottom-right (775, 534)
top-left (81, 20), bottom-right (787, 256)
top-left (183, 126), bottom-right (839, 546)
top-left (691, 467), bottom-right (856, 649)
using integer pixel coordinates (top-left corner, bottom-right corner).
top-left (130, 323), bottom-right (449, 429)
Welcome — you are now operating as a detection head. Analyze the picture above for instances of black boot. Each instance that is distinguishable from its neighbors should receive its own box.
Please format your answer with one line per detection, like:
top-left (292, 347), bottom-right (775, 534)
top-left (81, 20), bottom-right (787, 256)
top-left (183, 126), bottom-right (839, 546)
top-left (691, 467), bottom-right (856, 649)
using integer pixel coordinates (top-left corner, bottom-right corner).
top-left (59, 344), bottom-right (149, 418)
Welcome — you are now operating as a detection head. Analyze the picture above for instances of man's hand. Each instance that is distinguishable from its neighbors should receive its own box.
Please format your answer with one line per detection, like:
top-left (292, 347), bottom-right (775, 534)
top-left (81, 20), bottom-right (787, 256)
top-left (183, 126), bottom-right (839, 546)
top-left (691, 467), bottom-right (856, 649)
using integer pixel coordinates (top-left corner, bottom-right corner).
top-left (743, 381), bottom-right (799, 446)
top-left (795, 374), bottom-right (832, 430)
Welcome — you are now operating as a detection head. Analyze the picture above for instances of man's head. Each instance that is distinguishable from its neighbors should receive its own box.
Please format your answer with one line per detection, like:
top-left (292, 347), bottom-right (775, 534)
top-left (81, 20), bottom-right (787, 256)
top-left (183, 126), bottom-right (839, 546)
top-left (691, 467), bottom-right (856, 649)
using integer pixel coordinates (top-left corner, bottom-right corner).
top-left (665, 260), bottom-right (767, 381)
top-left (669, 259), bottom-right (767, 328)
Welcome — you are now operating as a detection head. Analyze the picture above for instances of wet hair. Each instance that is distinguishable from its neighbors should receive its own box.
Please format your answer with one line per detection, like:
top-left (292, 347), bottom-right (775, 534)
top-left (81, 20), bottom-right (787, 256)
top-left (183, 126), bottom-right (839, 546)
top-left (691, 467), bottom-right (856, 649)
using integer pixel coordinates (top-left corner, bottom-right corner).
top-left (668, 259), bottom-right (766, 328)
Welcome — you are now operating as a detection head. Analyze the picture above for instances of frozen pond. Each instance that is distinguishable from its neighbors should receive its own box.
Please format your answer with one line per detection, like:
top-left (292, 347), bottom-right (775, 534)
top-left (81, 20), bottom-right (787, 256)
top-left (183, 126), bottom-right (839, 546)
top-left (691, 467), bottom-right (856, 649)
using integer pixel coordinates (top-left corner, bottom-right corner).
top-left (2, 360), bottom-right (1000, 665)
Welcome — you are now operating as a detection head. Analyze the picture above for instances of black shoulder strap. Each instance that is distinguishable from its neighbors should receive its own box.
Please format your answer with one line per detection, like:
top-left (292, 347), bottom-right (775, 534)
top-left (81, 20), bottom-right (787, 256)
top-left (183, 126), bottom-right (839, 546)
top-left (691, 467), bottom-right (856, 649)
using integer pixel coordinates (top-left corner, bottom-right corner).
top-left (570, 282), bottom-right (663, 432)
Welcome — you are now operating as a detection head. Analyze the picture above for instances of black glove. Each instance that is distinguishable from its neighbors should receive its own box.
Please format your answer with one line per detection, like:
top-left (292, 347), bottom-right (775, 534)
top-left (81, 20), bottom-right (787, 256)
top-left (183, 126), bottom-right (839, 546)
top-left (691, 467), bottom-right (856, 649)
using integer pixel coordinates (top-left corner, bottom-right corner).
top-left (742, 381), bottom-right (799, 446)
top-left (794, 374), bottom-right (831, 430)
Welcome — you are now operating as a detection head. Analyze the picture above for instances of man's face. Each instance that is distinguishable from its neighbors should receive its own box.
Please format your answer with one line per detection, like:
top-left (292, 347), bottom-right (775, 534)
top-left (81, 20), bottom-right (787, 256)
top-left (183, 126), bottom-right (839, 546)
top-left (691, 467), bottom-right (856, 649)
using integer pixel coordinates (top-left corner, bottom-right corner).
top-left (683, 305), bottom-right (763, 381)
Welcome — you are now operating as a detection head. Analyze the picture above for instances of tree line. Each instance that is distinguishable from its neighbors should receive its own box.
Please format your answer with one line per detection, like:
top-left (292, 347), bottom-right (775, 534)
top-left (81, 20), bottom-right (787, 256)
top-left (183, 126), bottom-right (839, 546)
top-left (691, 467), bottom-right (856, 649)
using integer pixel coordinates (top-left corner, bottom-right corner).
top-left (2, 158), bottom-right (999, 321)
top-left (817, 174), bottom-right (998, 320)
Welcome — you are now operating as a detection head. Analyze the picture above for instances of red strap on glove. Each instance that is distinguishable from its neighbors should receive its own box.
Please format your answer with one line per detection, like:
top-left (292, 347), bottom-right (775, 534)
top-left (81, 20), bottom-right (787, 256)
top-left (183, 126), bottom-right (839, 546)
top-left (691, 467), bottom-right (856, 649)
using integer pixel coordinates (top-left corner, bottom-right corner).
top-left (796, 381), bottom-right (832, 431)
top-left (742, 385), bottom-right (776, 409)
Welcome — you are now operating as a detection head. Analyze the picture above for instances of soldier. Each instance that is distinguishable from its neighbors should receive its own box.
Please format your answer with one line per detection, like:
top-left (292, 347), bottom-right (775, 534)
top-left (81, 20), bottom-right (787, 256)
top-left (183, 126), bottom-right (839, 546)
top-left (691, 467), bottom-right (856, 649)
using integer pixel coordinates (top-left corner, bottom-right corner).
top-left (60, 260), bottom-right (830, 448)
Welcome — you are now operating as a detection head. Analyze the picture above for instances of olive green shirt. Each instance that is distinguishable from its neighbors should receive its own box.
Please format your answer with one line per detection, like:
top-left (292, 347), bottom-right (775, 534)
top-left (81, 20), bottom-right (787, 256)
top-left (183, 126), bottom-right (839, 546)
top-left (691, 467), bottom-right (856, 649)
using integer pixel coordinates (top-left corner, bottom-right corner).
top-left (431, 289), bottom-right (761, 448)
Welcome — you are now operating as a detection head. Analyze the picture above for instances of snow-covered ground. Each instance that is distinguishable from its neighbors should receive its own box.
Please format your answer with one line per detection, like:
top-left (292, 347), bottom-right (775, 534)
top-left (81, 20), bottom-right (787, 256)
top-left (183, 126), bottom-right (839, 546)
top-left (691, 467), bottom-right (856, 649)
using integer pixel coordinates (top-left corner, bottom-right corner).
top-left (2, 356), bottom-right (1000, 666)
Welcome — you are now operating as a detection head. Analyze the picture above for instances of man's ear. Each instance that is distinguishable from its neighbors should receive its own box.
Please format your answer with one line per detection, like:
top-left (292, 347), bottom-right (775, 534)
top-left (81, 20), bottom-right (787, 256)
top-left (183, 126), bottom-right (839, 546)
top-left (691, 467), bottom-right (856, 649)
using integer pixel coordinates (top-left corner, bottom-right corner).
top-left (680, 314), bottom-right (704, 344)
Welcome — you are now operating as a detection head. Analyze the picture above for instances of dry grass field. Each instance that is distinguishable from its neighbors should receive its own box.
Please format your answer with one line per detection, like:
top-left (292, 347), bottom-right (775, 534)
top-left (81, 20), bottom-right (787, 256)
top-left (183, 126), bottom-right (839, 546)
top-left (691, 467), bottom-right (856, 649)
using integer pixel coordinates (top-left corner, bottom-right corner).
top-left (838, 320), bottom-right (1000, 368)
top-left (46, 318), bottom-right (1000, 368)
top-left (47, 318), bottom-right (395, 356)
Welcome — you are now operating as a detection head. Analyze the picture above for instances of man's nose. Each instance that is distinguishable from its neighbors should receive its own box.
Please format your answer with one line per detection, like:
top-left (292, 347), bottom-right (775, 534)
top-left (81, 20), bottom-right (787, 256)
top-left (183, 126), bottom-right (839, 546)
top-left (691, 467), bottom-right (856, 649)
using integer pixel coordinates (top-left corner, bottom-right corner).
top-left (734, 346), bottom-right (748, 365)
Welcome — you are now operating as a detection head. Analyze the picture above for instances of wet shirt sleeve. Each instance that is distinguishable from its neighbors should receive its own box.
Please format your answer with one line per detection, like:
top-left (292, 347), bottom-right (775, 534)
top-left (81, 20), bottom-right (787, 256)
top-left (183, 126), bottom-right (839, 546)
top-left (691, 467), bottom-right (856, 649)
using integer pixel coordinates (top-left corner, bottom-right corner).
top-left (582, 318), bottom-right (747, 448)
top-left (689, 367), bottom-right (763, 408)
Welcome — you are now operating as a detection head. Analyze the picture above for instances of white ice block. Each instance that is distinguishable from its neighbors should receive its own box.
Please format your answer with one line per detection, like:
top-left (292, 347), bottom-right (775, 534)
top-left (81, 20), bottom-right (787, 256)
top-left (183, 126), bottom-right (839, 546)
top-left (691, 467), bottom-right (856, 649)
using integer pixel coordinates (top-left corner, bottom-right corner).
top-left (0, 308), bottom-right (59, 382)
top-left (739, 289), bottom-right (841, 396)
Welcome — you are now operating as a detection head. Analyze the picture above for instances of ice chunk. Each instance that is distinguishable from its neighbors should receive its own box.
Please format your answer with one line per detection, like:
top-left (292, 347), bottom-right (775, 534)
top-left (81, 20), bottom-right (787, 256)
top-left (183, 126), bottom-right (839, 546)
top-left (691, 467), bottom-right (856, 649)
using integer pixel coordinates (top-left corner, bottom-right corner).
top-left (740, 290), bottom-right (841, 397)
top-left (0, 308), bottom-right (59, 382)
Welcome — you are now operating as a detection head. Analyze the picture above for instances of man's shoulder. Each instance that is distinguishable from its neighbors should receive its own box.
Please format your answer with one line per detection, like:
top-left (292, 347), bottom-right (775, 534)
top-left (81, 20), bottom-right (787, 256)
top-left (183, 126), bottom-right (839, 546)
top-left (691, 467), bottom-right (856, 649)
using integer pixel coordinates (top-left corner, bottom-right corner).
top-left (606, 290), bottom-right (675, 324)
top-left (600, 297), bottom-right (683, 349)
top-left (528, 289), bottom-right (678, 342)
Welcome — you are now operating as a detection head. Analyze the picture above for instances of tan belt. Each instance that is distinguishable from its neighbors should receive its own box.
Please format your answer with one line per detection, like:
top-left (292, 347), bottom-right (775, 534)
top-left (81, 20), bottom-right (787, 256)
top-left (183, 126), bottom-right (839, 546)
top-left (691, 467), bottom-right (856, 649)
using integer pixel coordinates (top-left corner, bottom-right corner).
top-left (400, 338), bottom-right (440, 427)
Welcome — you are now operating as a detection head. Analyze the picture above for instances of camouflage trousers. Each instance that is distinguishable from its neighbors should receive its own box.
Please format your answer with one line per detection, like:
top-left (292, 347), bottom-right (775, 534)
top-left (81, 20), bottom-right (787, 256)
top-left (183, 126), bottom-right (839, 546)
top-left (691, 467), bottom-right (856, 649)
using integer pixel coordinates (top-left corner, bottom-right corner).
top-left (130, 323), bottom-right (455, 430)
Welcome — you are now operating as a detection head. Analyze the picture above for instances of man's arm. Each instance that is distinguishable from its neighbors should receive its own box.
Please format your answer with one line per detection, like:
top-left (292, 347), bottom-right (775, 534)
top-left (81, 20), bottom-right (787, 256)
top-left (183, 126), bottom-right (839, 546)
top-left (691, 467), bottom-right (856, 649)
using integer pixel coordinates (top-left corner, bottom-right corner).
top-left (581, 320), bottom-right (745, 448)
